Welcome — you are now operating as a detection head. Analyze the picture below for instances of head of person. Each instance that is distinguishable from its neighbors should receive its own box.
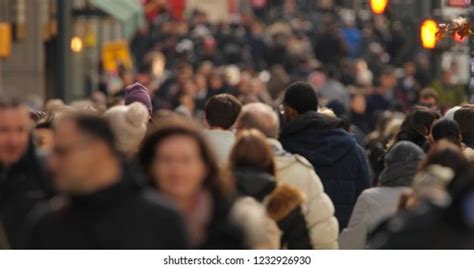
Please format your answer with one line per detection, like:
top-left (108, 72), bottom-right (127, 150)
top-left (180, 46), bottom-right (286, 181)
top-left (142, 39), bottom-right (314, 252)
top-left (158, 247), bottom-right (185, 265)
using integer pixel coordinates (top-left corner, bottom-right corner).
top-left (124, 83), bottom-right (153, 116)
top-left (419, 140), bottom-right (469, 193)
top-left (404, 61), bottom-right (417, 76)
top-left (430, 119), bottom-right (462, 147)
top-left (235, 103), bottom-right (280, 139)
top-left (34, 120), bottom-right (54, 155)
top-left (0, 98), bottom-right (32, 167)
top-left (49, 114), bottom-right (119, 194)
top-left (204, 94), bottom-right (242, 130)
top-left (396, 106), bottom-right (440, 145)
top-left (379, 141), bottom-right (425, 187)
top-left (378, 66), bottom-right (397, 93)
top-left (104, 102), bottom-right (149, 156)
top-left (282, 82), bottom-right (318, 122)
top-left (454, 105), bottom-right (474, 144)
top-left (138, 119), bottom-right (230, 205)
top-left (229, 129), bottom-right (275, 176)
top-left (419, 88), bottom-right (439, 110)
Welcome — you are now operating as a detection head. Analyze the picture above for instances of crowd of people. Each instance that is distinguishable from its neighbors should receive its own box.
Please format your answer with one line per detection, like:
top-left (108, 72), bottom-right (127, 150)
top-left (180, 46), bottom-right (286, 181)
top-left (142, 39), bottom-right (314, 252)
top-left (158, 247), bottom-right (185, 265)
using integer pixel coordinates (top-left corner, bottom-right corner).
top-left (2, 1), bottom-right (474, 249)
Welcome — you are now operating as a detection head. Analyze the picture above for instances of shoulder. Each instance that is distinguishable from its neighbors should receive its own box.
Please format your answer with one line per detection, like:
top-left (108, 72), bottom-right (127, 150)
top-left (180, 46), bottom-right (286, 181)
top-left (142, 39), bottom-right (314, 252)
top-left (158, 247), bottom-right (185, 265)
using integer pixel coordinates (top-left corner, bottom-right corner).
top-left (266, 184), bottom-right (305, 222)
top-left (137, 189), bottom-right (183, 220)
top-left (294, 154), bottom-right (314, 168)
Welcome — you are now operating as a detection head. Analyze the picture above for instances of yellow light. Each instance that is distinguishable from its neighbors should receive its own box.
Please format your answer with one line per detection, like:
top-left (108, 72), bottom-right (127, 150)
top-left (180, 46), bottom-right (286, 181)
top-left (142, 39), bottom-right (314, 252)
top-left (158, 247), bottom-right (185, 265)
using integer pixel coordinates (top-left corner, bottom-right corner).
top-left (71, 36), bottom-right (83, 53)
top-left (370, 0), bottom-right (388, 15)
top-left (421, 19), bottom-right (438, 49)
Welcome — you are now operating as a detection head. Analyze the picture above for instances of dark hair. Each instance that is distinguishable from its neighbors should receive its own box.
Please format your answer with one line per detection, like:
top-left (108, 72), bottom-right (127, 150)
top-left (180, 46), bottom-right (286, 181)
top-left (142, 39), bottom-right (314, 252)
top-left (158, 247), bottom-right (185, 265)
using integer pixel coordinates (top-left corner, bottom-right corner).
top-left (229, 129), bottom-right (275, 176)
top-left (419, 140), bottom-right (469, 193)
top-left (419, 140), bottom-right (468, 175)
top-left (396, 106), bottom-right (440, 145)
top-left (431, 119), bottom-right (462, 146)
top-left (70, 114), bottom-right (117, 151)
top-left (283, 82), bottom-right (318, 114)
top-left (454, 105), bottom-right (474, 141)
top-left (205, 94), bottom-right (242, 129)
top-left (138, 118), bottom-right (232, 196)
top-left (419, 88), bottom-right (439, 104)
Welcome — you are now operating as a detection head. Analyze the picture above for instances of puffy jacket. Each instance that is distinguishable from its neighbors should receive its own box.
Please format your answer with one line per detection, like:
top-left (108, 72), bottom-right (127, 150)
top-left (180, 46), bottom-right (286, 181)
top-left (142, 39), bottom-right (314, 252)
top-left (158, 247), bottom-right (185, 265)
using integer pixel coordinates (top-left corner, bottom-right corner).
top-left (268, 138), bottom-right (339, 249)
top-left (233, 168), bottom-right (312, 249)
top-left (280, 111), bottom-right (371, 230)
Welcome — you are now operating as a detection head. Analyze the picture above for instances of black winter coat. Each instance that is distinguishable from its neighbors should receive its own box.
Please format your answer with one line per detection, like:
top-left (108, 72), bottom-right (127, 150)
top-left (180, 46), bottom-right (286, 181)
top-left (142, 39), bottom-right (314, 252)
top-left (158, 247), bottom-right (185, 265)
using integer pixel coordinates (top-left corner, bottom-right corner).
top-left (0, 141), bottom-right (54, 248)
top-left (280, 111), bottom-right (371, 230)
top-left (23, 165), bottom-right (187, 249)
top-left (233, 168), bottom-right (312, 249)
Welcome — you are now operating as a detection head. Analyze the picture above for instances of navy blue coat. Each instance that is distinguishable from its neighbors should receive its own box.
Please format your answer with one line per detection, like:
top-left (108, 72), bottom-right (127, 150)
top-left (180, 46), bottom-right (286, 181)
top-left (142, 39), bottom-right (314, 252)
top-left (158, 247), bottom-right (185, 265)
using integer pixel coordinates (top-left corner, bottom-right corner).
top-left (280, 111), bottom-right (371, 230)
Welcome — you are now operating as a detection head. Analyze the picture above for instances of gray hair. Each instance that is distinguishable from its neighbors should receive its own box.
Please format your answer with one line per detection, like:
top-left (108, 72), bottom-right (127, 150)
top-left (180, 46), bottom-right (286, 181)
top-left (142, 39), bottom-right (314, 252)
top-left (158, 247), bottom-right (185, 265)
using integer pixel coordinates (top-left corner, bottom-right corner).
top-left (236, 103), bottom-right (280, 139)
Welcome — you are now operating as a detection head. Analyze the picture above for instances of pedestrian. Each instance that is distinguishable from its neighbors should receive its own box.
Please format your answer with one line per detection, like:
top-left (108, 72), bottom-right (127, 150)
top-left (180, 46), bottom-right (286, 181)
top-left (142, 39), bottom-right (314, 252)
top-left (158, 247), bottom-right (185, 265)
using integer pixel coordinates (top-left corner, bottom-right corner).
top-left (393, 106), bottom-right (440, 151)
top-left (339, 141), bottom-right (425, 249)
top-left (138, 119), bottom-right (243, 249)
top-left (454, 105), bottom-right (474, 149)
top-left (229, 129), bottom-right (312, 249)
top-left (24, 114), bottom-right (186, 249)
top-left (0, 98), bottom-right (53, 248)
top-left (429, 119), bottom-right (462, 148)
top-left (369, 162), bottom-right (474, 249)
top-left (279, 82), bottom-right (371, 230)
top-left (204, 94), bottom-right (242, 165)
top-left (104, 102), bottom-right (149, 158)
top-left (419, 140), bottom-right (469, 194)
top-left (235, 102), bottom-right (339, 249)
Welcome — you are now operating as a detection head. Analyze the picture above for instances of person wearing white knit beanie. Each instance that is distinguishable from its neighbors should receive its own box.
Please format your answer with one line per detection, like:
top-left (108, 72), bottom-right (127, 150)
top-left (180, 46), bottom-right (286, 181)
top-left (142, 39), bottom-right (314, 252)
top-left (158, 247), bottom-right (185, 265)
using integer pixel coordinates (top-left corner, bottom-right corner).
top-left (104, 102), bottom-right (149, 157)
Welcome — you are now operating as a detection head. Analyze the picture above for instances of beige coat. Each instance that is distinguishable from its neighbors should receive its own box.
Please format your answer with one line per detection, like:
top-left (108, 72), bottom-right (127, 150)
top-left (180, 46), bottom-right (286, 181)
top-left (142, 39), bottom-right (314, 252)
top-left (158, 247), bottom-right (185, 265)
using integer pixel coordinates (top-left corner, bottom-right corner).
top-left (268, 139), bottom-right (339, 249)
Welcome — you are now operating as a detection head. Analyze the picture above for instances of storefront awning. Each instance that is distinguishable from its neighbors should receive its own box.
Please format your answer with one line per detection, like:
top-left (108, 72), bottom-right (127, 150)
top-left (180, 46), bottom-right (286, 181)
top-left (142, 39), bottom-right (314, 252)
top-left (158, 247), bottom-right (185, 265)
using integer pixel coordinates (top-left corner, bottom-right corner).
top-left (89, 0), bottom-right (145, 39)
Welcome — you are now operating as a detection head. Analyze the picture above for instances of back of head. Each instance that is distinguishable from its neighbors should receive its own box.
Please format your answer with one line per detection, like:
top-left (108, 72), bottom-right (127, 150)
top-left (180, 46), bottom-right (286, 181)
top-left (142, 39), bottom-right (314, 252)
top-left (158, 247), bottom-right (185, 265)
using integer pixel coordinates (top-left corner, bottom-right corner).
top-left (236, 103), bottom-right (280, 139)
top-left (379, 141), bottom-right (425, 187)
top-left (431, 119), bottom-right (461, 146)
top-left (205, 94), bottom-right (242, 129)
top-left (454, 105), bottom-right (474, 141)
top-left (283, 82), bottom-right (318, 114)
top-left (397, 106), bottom-right (440, 143)
top-left (419, 140), bottom-right (468, 176)
top-left (104, 102), bottom-right (149, 155)
top-left (230, 129), bottom-right (275, 176)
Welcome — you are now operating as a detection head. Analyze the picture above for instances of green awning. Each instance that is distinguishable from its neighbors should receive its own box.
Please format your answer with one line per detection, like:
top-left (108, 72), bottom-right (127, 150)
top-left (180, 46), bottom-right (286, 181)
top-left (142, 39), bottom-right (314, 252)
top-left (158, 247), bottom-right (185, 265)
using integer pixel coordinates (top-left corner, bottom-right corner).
top-left (89, 0), bottom-right (145, 39)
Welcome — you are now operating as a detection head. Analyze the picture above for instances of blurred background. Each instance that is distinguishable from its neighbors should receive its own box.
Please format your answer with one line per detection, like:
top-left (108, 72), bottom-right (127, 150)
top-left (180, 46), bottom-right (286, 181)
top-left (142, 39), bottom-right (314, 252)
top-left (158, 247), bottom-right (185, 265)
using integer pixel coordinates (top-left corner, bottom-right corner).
top-left (0, 0), bottom-right (471, 109)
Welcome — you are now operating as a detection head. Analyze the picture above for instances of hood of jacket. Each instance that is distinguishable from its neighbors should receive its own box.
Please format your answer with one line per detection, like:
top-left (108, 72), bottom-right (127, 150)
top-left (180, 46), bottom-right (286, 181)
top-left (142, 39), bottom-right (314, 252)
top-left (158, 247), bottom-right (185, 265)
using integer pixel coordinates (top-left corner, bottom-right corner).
top-left (233, 168), bottom-right (276, 202)
top-left (280, 111), bottom-right (357, 166)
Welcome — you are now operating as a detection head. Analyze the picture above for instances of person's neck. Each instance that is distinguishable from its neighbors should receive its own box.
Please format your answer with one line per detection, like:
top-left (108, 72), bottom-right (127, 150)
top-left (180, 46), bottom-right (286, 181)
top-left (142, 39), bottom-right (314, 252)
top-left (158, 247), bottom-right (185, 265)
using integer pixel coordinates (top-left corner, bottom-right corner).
top-left (87, 156), bottom-right (122, 193)
top-left (176, 193), bottom-right (201, 213)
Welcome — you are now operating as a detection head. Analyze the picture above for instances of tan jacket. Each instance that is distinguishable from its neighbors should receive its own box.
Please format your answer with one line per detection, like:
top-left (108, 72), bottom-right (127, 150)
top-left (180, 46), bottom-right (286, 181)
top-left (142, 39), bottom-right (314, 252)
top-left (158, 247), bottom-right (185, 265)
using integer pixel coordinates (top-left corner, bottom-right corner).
top-left (268, 139), bottom-right (339, 249)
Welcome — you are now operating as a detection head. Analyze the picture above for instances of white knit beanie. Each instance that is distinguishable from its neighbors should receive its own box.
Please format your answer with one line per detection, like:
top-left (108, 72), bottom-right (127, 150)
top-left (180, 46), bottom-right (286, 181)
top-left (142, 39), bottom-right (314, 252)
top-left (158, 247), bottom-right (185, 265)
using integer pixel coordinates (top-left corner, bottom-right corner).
top-left (104, 102), bottom-right (149, 155)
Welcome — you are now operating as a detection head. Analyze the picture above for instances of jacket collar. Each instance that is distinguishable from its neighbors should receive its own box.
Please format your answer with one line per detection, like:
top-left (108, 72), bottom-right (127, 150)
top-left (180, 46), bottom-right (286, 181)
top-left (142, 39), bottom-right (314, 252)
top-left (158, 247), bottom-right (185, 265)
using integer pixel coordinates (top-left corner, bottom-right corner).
top-left (280, 111), bottom-right (343, 138)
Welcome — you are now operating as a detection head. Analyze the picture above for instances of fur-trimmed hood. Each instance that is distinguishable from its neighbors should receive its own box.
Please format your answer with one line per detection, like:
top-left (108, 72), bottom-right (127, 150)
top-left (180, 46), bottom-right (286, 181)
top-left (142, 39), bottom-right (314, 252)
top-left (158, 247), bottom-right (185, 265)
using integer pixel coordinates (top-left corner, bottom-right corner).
top-left (266, 183), bottom-right (306, 222)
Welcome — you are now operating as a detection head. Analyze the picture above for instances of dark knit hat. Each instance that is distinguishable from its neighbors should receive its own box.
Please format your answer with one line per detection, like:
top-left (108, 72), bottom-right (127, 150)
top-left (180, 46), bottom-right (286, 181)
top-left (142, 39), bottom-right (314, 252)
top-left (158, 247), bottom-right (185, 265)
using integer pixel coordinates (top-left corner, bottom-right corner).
top-left (379, 141), bottom-right (425, 187)
top-left (124, 83), bottom-right (152, 116)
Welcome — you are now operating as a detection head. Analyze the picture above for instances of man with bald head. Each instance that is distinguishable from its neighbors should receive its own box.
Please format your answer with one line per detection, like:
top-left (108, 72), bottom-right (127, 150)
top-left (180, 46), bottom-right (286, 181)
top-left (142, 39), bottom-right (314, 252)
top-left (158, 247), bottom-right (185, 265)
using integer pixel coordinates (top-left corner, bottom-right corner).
top-left (235, 102), bottom-right (339, 249)
top-left (0, 98), bottom-right (52, 248)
